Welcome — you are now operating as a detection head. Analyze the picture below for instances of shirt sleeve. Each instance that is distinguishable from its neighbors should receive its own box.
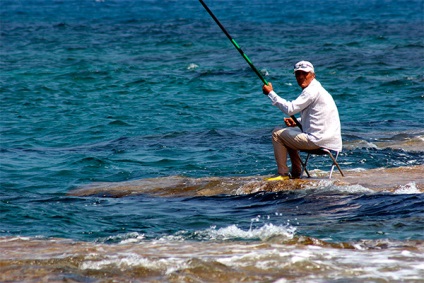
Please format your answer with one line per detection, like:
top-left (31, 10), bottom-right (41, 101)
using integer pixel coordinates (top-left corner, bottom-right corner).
top-left (267, 89), bottom-right (314, 116)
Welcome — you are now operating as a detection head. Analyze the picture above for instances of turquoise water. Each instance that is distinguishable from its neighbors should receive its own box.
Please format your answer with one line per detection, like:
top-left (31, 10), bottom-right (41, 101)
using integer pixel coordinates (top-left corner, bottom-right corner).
top-left (1, 0), bottom-right (424, 282)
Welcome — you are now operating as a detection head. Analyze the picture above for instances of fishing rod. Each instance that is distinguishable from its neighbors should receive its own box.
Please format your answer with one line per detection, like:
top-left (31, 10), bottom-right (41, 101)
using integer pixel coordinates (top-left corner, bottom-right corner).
top-left (198, 0), bottom-right (303, 131)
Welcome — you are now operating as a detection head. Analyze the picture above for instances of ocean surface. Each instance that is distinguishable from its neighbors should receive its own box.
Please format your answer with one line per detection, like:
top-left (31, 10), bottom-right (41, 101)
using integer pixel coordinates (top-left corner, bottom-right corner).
top-left (1, 0), bottom-right (424, 282)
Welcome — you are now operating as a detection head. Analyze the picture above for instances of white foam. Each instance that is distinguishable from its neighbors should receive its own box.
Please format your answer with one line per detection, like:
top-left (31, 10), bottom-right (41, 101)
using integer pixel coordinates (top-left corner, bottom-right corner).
top-left (204, 223), bottom-right (296, 241)
top-left (0, 236), bottom-right (32, 243)
top-left (303, 179), bottom-right (373, 194)
top-left (344, 140), bottom-right (379, 150)
top-left (187, 63), bottom-right (198, 70)
top-left (76, 244), bottom-right (424, 281)
top-left (347, 167), bottom-right (368, 172)
top-left (97, 232), bottom-right (145, 244)
top-left (6, 235), bottom-right (415, 281)
top-left (261, 68), bottom-right (269, 76)
top-left (80, 253), bottom-right (177, 271)
top-left (393, 182), bottom-right (421, 194)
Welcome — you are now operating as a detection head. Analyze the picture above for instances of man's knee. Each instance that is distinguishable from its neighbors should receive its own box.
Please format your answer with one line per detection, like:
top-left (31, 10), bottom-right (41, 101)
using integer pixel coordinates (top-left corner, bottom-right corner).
top-left (272, 127), bottom-right (285, 142)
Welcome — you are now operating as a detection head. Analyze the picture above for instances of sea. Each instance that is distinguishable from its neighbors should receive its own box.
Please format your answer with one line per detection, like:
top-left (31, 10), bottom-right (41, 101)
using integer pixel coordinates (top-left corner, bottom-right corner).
top-left (1, 0), bottom-right (424, 282)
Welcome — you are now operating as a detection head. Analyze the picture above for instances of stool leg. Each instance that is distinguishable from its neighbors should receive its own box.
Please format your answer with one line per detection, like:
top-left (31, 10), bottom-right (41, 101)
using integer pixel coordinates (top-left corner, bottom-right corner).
top-left (329, 157), bottom-right (335, 179)
top-left (301, 153), bottom-right (311, 178)
top-left (326, 151), bottom-right (344, 178)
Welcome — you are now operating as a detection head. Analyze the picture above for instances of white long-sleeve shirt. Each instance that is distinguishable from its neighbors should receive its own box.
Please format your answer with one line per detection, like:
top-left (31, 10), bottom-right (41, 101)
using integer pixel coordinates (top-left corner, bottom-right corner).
top-left (267, 79), bottom-right (342, 152)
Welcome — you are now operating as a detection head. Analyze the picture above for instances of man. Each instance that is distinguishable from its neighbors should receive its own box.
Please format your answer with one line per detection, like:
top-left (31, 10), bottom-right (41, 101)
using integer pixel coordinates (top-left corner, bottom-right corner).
top-left (262, 61), bottom-right (342, 180)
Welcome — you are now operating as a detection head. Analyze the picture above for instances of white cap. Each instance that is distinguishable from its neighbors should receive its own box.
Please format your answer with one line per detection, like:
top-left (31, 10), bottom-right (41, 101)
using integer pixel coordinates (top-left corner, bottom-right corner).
top-left (293, 61), bottom-right (314, 73)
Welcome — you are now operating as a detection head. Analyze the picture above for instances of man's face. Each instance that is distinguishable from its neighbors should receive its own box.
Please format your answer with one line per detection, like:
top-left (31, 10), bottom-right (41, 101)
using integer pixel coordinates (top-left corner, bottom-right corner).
top-left (295, 71), bottom-right (315, 89)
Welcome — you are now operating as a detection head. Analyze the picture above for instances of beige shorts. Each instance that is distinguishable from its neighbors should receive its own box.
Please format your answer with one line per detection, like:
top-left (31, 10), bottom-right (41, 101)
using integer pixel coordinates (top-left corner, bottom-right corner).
top-left (272, 127), bottom-right (320, 151)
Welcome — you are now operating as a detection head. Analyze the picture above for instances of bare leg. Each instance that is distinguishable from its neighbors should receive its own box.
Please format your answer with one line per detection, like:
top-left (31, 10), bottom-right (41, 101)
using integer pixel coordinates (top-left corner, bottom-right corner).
top-left (272, 129), bottom-right (290, 176)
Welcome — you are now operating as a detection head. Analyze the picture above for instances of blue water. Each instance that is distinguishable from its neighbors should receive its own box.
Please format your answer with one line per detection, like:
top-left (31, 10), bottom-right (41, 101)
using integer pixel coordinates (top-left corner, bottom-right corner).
top-left (1, 0), bottom-right (424, 247)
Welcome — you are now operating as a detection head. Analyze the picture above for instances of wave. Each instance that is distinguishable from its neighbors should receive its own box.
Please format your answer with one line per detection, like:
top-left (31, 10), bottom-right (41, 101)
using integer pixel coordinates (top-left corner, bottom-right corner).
top-left (343, 131), bottom-right (424, 152)
top-left (1, 235), bottom-right (423, 283)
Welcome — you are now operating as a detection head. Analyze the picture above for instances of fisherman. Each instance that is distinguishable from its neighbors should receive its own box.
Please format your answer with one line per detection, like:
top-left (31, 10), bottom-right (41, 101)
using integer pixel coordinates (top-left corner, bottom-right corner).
top-left (262, 61), bottom-right (342, 180)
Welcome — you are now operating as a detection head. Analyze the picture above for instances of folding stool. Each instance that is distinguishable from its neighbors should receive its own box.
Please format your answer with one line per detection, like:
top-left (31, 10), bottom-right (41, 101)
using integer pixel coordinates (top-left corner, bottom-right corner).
top-left (300, 148), bottom-right (344, 179)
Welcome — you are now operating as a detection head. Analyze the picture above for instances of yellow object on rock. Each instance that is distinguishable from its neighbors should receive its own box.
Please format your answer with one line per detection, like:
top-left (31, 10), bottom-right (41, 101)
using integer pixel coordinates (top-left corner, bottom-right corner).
top-left (265, 175), bottom-right (290, 181)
